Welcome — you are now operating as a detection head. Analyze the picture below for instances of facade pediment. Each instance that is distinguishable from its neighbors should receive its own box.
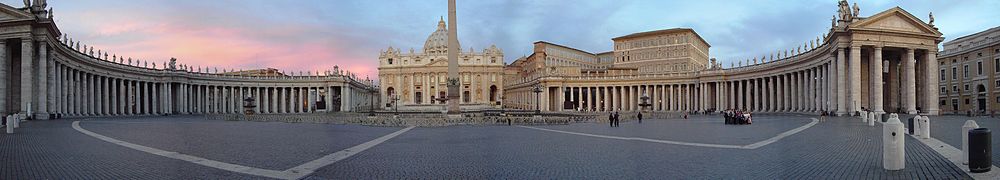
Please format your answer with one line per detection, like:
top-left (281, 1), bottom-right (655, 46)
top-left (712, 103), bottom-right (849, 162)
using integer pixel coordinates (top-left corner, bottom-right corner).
top-left (851, 7), bottom-right (942, 36)
top-left (0, 4), bottom-right (34, 23)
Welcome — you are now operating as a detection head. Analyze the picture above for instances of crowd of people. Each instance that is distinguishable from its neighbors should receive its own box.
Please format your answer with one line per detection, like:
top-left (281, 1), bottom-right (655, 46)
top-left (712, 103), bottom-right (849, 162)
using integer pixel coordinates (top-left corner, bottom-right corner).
top-left (722, 109), bottom-right (752, 125)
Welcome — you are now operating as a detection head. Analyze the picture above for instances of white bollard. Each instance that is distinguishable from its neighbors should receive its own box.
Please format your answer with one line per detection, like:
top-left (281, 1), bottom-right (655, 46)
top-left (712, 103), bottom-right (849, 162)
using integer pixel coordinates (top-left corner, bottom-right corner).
top-left (963, 120), bottom-right (981, 165)
top-left (883, 113), bottom-right (905, 170)
top-left (921, 116), bottom-right (931, 139)
top-left (869, 112), bottom-right (876, 126)
top-left (912, 115), bottom-right (922, 136)
top-left (12, 114), bottom-right (19, 128)
top-left (861, 111), bottom-right (868, 122)
top-left (5, 116), bottom-right (13, 134)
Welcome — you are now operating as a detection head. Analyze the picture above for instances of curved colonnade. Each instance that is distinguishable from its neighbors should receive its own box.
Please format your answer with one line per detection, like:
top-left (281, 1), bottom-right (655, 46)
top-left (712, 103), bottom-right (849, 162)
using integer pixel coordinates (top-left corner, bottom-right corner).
top-left (507, 7), bottom-right (944, 116)
top-left (0, 6), bottom-right (378, 120)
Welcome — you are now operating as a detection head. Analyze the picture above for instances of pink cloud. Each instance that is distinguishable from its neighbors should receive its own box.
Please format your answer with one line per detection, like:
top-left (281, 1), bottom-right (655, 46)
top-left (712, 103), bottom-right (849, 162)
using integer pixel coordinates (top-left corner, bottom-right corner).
top-left (71, 15), bottom-right (380, 79)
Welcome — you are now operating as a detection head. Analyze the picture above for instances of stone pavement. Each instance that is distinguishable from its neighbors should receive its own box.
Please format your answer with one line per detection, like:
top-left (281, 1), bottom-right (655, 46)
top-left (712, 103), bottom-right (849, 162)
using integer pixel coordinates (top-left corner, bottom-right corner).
top-left (928, 115), bottom-right (1000, 167)
top-left (0, 114), bottom-right (971, 179)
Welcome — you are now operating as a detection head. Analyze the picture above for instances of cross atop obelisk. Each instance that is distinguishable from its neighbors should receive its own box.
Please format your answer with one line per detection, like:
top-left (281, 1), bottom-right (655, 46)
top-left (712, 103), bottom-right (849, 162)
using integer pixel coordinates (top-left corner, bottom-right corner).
top-left (446, 0), bottom-right (461, 114)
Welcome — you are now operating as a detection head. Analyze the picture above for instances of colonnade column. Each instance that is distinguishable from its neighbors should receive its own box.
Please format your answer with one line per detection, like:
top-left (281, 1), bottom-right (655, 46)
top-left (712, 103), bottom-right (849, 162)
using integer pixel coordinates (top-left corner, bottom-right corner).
top-left (924, 49), bottom-right (940, 115)
top-left (871, 46), bottom-right (884, 113)
top-left (849, 45), bottom-right (862, 114)
top-left (902, 48), bottom-right (917, 114)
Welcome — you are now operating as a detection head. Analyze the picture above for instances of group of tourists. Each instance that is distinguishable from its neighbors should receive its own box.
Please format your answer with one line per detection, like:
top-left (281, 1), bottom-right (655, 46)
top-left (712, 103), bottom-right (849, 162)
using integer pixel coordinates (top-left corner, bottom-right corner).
top-left (723, 109), bottom-right (752, 125)
top-left (607, 111), bottom-right (644, 127)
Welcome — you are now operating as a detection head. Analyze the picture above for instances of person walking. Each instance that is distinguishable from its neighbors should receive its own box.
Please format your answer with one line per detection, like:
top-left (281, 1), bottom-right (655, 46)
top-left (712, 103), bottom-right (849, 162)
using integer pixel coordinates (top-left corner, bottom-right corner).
top-left (637, 112), bottom-right (643, 124)
top-left (609, 112), bottom-right (614, 127)
top-left (612, 112), bottom-right (621, 127)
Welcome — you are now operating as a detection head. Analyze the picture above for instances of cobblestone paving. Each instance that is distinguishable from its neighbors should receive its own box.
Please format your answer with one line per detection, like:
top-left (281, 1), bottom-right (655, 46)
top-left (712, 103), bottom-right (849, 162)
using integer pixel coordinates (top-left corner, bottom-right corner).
top-left (79, 115), bottom-right (401, 170)
top-left (927, 115), bottom-right (1000, 167)
top-left (0, 118), bottom-right (264, 179)
top-left (310, 115), bottom-right (968, 179)
top-left (0, 115), bottom-right (972, 179)
top-left (541, 114), bottom-right (813, 145)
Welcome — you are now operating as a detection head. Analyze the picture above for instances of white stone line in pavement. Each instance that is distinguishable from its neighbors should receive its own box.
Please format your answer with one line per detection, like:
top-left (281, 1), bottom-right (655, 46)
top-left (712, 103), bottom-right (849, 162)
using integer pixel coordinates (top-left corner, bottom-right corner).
top-left (519, 118), bottom-right (819, 150)
top-left (73, 121), bottom-right (416, 180)
top-left (72, 121), bottom-right (295, 179)
top-left (908, 130), bottom-right (1000, 179)
top-left (743, 118), bottom-right (820, 149)
top-left (283, 126), bottom-right (415, 179)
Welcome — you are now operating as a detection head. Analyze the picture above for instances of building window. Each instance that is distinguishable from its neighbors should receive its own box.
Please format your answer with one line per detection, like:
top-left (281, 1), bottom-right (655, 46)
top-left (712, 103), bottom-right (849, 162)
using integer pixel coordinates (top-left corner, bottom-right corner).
top-left (953, 85), bottom-right (958, 92)
top-left (953, 67), bottom-right (957, 79)
top-left (941, 69), bottom-right (946, 81)
top-left (996, 58), bottom-right (1000, 72)
top-left (978, 61), bottom-right (983, 75)
top-left (941, 100), bottom-right (947, 106)
top-left (966, 98), bottom-right (970, 104)
top-left (997, 96), bottom-right (1000, 103)
top-left (941, 87), bottom-right (947, 94)
top-left (964, 65), bottom-right (969, 78)
top-left (996, 80), bottom-right (1000, 87)
top-left (388, 58), bottom-right (393, 64)
top-left (965, 84), bottom-right (970, 91)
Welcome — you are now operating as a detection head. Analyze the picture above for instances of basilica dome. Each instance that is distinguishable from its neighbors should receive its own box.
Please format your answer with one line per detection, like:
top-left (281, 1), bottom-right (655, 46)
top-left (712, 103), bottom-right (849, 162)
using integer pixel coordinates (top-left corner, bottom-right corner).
top-left (423, 16), bottom-right (460, 54)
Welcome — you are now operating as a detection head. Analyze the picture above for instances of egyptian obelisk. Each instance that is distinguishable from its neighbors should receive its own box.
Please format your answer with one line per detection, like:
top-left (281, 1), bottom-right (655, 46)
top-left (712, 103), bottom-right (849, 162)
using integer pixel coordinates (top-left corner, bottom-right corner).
top-left (446, 0), bottom-right (460, 114)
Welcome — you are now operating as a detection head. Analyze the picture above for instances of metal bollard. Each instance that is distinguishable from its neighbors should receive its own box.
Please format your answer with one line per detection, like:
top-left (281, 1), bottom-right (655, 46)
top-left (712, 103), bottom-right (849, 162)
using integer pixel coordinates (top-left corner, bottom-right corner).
top-left (883, 113), bottom-right (905, 170)
top-left (969, 128), bottom-right (992, 173)
top-left (869, 112), bottom-right (876, 126)
top-left (921, 116), bottom-right (931, 139)
top-left (963, 120), bottom-right (981, 165)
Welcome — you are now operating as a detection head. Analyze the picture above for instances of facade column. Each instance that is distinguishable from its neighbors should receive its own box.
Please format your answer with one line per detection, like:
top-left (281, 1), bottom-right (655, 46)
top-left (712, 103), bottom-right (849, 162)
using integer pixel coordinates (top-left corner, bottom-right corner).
top-left (103, 77), bottom-right (110, 115)
top-left (924, 49), bottom-right (940, 115)
top-left (770, 76), bottom-right (777, 112)
top-left (849, 45), bottom-right (862, 114)
top-left (19, 39), bottom-right (33, 116)
top-left (836, 47), bottom-right (847, 115)
top-left (0, 41), bottom-right (6, 117)
top-left (902, 48), bottom-right (917, 114)
top-left (35, 41), bottom-right (48, 118)
top-left (870, 46), bottom-right (884, 113)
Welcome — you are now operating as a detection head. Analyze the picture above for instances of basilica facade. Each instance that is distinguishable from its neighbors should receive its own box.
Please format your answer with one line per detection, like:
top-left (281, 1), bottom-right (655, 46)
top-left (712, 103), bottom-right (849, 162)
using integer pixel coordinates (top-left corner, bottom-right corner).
top-left (504, 2), bottom-right (944, 116)
top-left (378, 18), bottom-right (504, 111)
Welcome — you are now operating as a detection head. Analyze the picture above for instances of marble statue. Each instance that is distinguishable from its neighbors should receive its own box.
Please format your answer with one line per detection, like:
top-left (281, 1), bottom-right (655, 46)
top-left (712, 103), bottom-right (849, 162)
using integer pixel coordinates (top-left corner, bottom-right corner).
top-left (23, 0), bottom-right (29, 7)
top-left (928, 12), bottom-right (934, 26)
top-left (852, 3), bottom-right (859, 18)
top-left (168, 58), bottom-right (177, 70)
top-left (838, 0), bottom-right (851, 20)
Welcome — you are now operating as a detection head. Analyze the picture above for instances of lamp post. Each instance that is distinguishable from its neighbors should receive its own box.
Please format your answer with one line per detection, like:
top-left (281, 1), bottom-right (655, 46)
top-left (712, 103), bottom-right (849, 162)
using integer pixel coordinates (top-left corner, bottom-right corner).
top-left (392, 95), bottom-right (400, 115)
top-left (639, 92), bottom-right (652, 112)
top-left (532, 85), bottom-right (543, 115)
top-left (369, 88), bottom-right (375, 116)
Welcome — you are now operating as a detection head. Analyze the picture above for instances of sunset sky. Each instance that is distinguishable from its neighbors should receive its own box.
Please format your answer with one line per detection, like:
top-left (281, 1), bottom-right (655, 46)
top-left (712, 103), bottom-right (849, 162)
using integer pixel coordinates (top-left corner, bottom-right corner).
top-left (6, 0), bottom-right (998, 80)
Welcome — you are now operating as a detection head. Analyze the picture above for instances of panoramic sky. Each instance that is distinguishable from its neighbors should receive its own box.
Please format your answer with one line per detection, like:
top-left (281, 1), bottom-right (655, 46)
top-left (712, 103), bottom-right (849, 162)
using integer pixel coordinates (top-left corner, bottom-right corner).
top-left (5, 0), bottom-right (998, 80)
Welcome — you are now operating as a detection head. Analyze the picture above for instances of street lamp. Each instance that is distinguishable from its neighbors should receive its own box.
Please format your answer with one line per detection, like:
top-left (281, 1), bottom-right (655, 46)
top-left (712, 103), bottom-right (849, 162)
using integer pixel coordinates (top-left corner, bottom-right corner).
top-left (392, 95), bottom-right (400, 115)
top-left (532, 85), bottom-right (543, 115)
top-left (369, 89), bottom-right (376, 116)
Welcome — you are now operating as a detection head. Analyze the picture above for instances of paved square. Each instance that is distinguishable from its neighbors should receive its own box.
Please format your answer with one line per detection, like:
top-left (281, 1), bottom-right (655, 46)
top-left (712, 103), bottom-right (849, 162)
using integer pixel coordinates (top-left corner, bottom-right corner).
top-left (0, 114), bottom-right (973, 179)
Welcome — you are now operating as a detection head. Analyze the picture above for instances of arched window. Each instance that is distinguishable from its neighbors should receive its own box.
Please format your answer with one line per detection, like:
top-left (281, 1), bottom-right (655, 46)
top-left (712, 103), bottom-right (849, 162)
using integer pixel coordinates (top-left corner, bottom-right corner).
top-left (388, 58), bottom-right (393, 64)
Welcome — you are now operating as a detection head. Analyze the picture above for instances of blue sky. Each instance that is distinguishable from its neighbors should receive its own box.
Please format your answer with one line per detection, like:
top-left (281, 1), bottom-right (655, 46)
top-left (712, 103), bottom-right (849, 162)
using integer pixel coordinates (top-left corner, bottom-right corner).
top-left (4, 0), bottom-right (998, 79)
